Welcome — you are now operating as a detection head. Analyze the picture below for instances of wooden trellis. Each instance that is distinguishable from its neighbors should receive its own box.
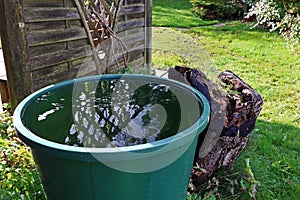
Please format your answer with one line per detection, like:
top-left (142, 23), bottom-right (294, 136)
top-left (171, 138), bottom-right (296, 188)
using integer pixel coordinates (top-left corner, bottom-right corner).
top-left (0, 0), bottom-right (152, 109)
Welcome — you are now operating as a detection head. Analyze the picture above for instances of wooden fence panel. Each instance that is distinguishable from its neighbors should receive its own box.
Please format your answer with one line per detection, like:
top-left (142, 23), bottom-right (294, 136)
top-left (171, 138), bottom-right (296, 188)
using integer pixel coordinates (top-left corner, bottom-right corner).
top-left (29, 45), bottom-right (93, 70)
top-left (27, 27), bottom-right (87, 46)
top-left (0, 0), bottom-right (152, 109)
top-left (23, 7), bottom-right (80, 22)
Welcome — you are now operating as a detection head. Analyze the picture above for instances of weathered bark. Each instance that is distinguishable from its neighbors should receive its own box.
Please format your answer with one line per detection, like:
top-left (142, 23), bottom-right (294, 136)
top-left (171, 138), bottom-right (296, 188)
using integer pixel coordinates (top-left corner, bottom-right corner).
top-left (168, 66), bottom-right (263, 188)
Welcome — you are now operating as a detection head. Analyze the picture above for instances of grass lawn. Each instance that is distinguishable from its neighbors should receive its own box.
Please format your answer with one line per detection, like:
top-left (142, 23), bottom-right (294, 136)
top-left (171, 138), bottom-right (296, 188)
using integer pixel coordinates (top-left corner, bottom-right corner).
top-left (152, 0), bottom-right (218, 27)
top-left (187, 23), bottom-right (300, 200)
top-left (152, 0), bottom-right (300, 199)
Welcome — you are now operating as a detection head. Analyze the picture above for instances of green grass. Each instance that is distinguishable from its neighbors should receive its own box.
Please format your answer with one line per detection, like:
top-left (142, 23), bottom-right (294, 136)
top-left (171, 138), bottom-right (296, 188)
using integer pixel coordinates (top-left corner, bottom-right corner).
top-left (188, 23), bottom-right (300, 199)
top-left (152, 5), bottom-right (300, 199)
top-left (152, 0), bottom-right (218, 27)
top-left (187, 22), bottom-right (300, 127)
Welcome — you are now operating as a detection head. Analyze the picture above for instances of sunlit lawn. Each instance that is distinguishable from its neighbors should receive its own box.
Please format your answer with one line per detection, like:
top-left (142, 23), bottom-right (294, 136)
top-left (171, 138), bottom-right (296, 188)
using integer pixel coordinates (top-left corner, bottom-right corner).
top-left (152, 0), bottom-right (300, 199)
top-left (152, 0), bottom-right (218, 27)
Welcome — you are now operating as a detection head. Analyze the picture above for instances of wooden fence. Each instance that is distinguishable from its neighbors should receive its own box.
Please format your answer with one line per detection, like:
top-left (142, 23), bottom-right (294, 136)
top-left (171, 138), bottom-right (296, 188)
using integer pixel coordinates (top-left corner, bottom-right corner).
top-left (0, 0), bottom-right (152, 108)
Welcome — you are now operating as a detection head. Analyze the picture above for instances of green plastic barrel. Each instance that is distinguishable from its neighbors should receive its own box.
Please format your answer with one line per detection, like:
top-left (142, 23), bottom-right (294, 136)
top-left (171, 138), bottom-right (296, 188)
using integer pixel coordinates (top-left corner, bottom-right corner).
top-left (14, 74), bottom-right (210, 200)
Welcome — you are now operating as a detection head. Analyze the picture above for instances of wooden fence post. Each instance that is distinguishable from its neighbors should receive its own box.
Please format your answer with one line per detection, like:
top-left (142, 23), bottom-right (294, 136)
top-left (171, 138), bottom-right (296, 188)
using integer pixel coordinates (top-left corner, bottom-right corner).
top-left (145, 0), bottom-right (152, 74)
top-left (0, 0), bottom-right (32, 109)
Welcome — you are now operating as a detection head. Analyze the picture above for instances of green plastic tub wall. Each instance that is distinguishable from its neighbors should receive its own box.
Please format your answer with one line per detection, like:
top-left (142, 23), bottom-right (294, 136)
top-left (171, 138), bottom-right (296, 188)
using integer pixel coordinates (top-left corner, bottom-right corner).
top-left (14, 74), bottom-right (210, 200)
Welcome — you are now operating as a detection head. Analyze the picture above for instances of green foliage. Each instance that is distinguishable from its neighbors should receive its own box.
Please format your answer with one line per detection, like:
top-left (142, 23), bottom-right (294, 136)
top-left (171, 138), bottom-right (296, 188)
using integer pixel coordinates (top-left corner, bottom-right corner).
top-left (0, 104), bottom-right (46, 199)
top-left (189, 0), bottom-right (247, 20)
top-left (153, 0), bottom-right (218, 27)
top-left (188, 0), bottom-right (300, 52)
top-left (187, 159), bottom-right (260, 199)
top-left (246, 0), bottom-right (300, 52)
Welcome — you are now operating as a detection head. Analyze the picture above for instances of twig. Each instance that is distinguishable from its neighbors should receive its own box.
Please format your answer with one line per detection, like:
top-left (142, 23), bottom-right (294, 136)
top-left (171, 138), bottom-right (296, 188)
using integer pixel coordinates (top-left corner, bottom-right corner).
top-left (84, 0), bottom-right (129, 70)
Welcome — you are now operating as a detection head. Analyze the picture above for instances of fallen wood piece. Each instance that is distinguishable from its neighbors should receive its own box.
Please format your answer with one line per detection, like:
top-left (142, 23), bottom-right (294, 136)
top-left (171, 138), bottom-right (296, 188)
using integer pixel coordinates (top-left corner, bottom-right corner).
top-left (168, 66), bottom-right (263, 188)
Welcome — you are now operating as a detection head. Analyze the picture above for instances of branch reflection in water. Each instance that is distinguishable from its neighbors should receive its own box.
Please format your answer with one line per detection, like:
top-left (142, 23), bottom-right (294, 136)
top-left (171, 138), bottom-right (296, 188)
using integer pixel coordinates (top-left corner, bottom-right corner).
top-left (67, 79), bottom-right (182, 147)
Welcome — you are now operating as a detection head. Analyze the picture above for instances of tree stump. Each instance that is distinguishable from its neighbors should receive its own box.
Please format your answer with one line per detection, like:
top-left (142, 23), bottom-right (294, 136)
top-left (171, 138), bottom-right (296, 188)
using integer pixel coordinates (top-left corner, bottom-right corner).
top-left (168, 66), bottom-right (263, 189)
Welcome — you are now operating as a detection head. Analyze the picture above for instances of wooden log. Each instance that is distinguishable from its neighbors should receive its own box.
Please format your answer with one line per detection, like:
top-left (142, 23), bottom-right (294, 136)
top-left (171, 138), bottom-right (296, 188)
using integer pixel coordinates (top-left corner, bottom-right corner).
top-left (168, 66), bottom-right (263, 188)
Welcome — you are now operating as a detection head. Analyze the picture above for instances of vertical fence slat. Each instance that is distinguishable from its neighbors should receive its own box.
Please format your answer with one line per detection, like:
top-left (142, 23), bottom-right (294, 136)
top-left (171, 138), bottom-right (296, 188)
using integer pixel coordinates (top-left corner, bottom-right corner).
top-left (0, 0), bottom-right (32, 108)
top-left (145, 0), bottom-right (152, 73)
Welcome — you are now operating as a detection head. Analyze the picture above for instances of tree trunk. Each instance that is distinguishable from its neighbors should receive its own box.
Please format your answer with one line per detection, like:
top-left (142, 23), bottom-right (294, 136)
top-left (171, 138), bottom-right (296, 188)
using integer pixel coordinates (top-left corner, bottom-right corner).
top-left (168, 66), bottom-right (263, 188)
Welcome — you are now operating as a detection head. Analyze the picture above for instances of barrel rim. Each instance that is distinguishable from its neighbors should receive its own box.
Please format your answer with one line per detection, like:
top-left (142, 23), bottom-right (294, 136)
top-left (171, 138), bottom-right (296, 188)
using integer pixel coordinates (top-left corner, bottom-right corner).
top-left (13, 74), bottom-right (210, 154)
